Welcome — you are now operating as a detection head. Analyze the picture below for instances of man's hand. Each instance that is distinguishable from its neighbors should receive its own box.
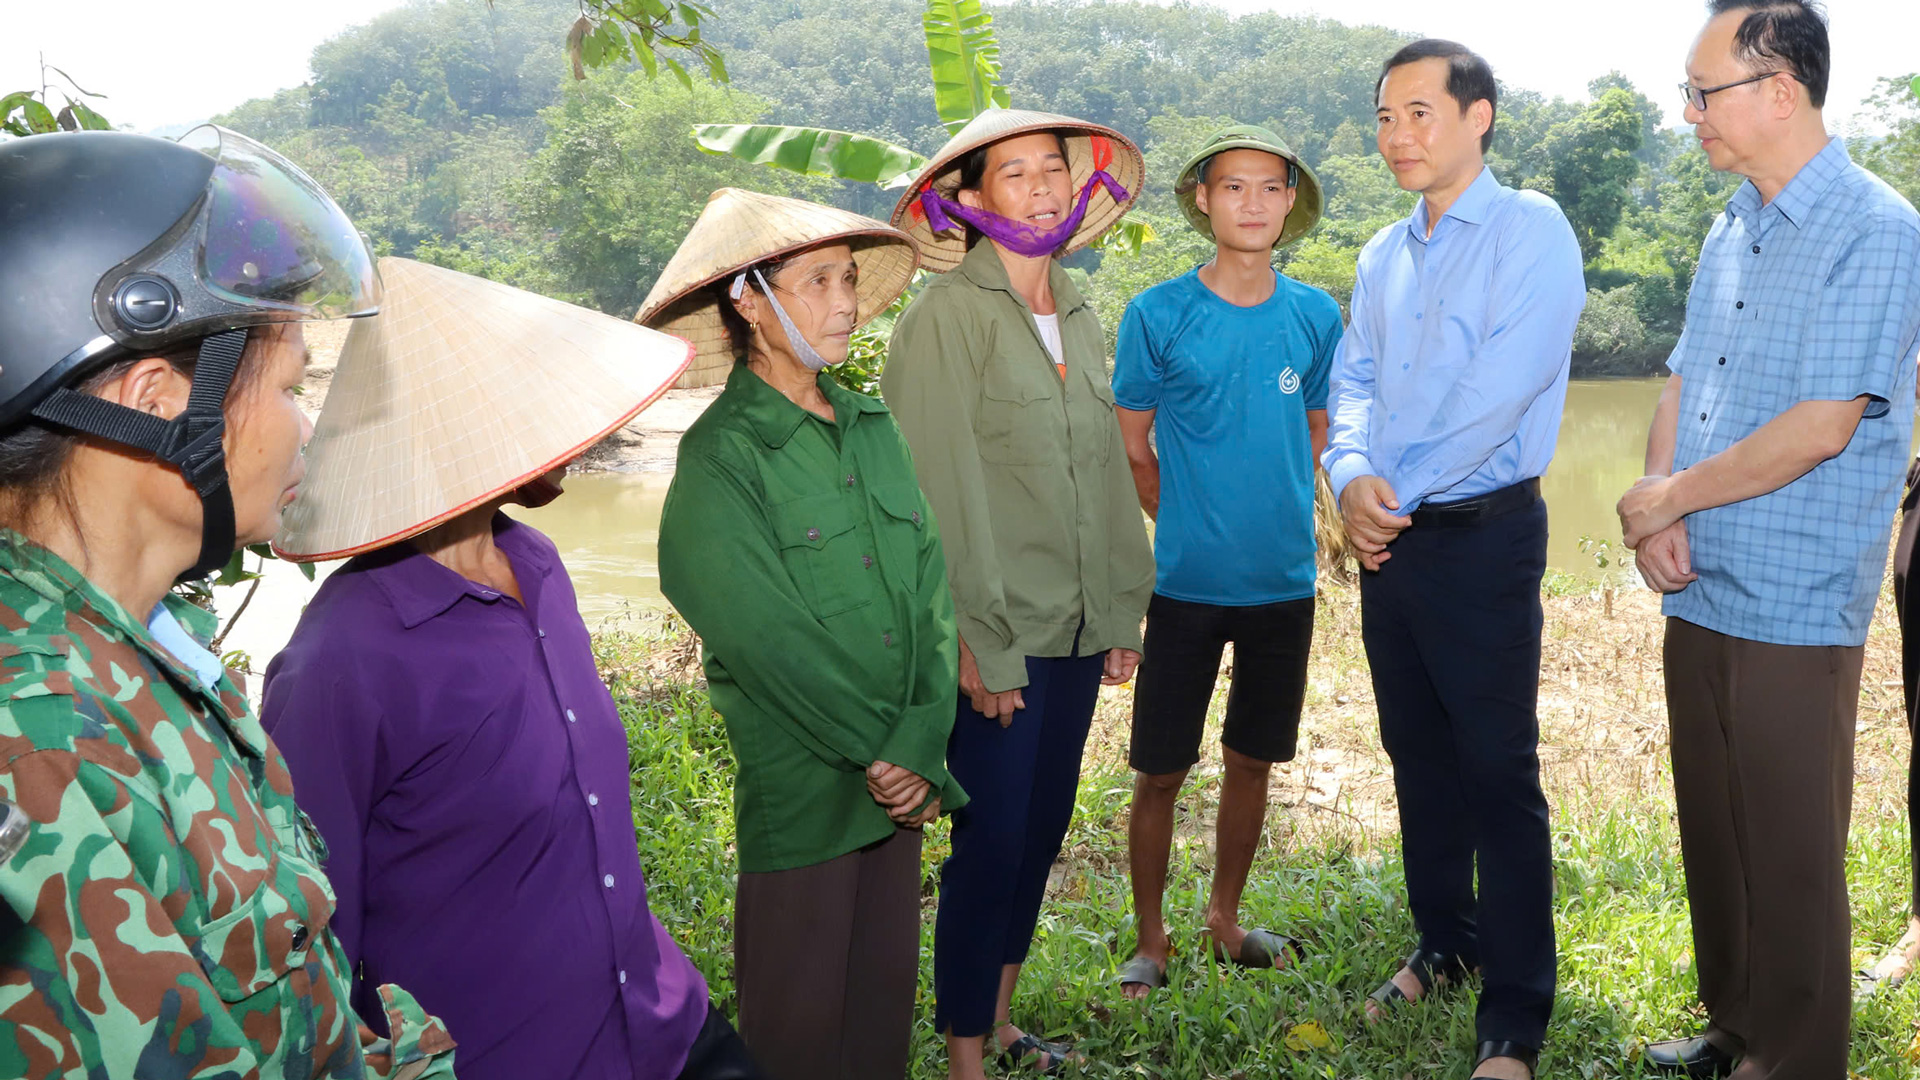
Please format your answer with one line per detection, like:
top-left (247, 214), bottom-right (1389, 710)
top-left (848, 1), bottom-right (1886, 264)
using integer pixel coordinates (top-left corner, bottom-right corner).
top-left (1102, 648), bottom-right (1142, 686)
top-left (959, 635), bottom-right (1026, 726)
top-left (1632, 520), bottom-right (1697, 594)
top-left (1617, 474), bottom-right (1682, 549)
top-left (1339, 475), bottom-right (1411, 570)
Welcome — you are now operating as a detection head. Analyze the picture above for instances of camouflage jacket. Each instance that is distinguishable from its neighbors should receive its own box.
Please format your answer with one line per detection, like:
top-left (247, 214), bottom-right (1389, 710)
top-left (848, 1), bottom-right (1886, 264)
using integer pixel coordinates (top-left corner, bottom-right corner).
top-left (0, 532), bottom-right (458, 1079)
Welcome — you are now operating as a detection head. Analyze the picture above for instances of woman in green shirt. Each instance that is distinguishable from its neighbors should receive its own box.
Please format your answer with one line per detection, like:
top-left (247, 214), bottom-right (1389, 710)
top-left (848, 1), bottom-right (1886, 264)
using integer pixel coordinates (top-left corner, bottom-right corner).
top-left (648, 189), bottom-right (962, 1080)
top-left (881, 109), bottom-right (1155, 1078)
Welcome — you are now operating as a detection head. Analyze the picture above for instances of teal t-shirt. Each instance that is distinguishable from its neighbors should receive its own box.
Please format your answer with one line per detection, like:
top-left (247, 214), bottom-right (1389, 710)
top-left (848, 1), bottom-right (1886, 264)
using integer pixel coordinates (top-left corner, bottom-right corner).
top-left (1111, 267), bottom-right (1343, 606)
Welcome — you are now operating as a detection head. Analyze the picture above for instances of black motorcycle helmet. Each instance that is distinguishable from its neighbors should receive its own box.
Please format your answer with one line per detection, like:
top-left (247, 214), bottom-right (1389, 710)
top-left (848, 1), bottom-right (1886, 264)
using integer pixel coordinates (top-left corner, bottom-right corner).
top-left (0, 126), bottom-right (379, 579)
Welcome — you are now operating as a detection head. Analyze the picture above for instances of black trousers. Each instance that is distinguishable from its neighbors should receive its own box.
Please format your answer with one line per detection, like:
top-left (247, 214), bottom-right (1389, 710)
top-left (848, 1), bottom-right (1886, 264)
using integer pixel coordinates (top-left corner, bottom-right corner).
top-left (1358, 492), bottom-right (1555, 1049)
top-left (676, 1005), bottom-right (768, 1080)
top-left (1891, 460), bottom-right (1920, 918)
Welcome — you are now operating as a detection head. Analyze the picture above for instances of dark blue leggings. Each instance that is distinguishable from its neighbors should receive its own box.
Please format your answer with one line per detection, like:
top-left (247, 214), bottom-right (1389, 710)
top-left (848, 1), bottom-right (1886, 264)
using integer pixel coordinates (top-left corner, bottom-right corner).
top-left (932, 652), bottom-right (1105, 1037)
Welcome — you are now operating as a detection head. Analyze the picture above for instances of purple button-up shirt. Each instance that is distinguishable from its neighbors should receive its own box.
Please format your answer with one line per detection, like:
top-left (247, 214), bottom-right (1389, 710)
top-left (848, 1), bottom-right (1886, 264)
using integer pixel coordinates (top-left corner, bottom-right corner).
top-left (262, 515), bottom-right (707, 1080)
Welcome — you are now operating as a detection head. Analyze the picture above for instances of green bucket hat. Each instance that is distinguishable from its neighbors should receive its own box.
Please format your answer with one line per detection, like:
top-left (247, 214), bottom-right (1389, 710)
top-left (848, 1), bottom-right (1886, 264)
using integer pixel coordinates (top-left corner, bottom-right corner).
top-left (1175, 123), bottom-right (1323, 248)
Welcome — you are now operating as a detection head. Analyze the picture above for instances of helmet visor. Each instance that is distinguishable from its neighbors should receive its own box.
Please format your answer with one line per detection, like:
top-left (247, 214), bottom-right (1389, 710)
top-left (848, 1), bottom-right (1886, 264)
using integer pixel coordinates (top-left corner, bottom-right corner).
top-left (180, 125), bottom-right (378, 320)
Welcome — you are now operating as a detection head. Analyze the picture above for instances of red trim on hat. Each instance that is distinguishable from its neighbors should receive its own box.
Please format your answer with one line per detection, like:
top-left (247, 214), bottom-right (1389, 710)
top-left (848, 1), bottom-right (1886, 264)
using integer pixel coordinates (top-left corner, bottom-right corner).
top-left (1090, 135), bottom-right (1113, 171)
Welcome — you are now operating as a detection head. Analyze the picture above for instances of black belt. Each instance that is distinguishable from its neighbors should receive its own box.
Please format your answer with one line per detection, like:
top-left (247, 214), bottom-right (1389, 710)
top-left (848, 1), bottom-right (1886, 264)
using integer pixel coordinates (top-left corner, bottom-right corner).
top-left (1409, 478), bottom-right (1540, 528)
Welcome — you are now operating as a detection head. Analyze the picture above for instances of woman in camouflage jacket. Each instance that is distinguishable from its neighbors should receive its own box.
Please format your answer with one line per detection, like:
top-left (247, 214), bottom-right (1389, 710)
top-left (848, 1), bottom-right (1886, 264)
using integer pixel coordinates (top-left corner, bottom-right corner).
top-left (0, 128), bottom-right (457, 1080)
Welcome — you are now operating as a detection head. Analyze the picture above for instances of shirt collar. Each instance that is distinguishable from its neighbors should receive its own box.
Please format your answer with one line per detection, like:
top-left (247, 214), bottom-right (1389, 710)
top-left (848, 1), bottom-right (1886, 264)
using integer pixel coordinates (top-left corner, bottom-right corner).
top-left (724, 361), bottom-right (889, 450)
top-left (365, 513), bottom-right (553, 629)
top-left (1727, 136), bottom-right (1850, 229)
top-left (954, 240), bottom-right (1090, 316)
top-left (0, 529), bottom-right (233, 697)
top-left (1408, 166), bottom-right (1500, 241)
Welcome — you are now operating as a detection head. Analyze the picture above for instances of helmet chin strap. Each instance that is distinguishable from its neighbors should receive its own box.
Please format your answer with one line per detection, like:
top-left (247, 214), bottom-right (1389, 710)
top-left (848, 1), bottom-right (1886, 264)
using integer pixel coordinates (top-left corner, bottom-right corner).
top-left (30, 328), bottom-right (247, 582)
top-left (732, 269), bottom-right (832, 372)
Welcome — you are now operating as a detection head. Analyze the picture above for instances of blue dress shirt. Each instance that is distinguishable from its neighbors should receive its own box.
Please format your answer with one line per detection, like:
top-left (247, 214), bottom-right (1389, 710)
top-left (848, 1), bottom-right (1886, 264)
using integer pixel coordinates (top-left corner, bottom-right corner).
top-left (1664, 138), bottom-right (1920, 647)
top-left (1322, 167), bottom-right (1587, 513)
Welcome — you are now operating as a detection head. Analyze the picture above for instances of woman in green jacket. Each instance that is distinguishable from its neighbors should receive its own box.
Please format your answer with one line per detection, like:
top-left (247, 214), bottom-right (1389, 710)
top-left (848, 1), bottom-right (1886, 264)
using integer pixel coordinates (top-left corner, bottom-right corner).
top-left (881, 109), bottom-right (1155, 1079)
top-left (648, 189), bottom-right (961, 1080)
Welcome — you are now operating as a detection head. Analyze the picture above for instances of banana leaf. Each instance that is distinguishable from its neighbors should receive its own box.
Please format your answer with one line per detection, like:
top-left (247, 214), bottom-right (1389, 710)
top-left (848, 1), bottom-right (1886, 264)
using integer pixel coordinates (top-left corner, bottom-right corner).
top-left (694, 123), bottom-right (928, 188)
top-left (923, 0), bottom-right (1010, 134)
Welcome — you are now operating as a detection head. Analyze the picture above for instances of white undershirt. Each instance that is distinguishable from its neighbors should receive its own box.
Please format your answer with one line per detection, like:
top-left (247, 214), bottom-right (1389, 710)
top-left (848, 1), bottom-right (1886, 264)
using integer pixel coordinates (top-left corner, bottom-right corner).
top-left (1031, 312), bottom-right (1064, 367)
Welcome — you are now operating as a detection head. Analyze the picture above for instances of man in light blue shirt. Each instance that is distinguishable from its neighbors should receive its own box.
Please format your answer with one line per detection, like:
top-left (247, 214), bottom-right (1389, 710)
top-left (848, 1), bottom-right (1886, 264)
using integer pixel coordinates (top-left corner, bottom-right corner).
top-left (1616, 3), bottom-right (1920, 1075)
top-left (1109, 124), bottom-right (1343, 1000)
top-left (1321, 39), bottom-right (1585, 1080)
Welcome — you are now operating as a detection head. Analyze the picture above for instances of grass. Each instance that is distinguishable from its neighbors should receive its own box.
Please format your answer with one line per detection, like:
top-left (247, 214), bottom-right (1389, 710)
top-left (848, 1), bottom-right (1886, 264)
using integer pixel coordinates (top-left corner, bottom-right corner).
top-left (591, 571), bottom-right (1919, 1079)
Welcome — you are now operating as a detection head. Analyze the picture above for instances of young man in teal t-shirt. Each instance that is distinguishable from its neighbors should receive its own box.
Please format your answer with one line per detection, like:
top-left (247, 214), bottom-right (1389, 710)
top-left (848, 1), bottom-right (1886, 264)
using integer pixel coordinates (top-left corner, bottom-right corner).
top-left (1111, 124), bottom-right (1343, 998)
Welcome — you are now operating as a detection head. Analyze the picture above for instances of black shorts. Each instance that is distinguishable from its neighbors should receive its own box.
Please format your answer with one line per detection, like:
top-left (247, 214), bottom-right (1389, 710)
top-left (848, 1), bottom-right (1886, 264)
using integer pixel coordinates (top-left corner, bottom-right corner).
top-left (1128, 593), bottom-right (1313, 775)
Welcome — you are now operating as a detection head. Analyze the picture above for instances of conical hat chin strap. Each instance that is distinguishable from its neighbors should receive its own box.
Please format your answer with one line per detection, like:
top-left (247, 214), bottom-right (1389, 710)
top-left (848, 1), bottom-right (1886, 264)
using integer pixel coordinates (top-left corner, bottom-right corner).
top-left (29, 328), bottom-right (246, 582)
top-left (731, 268), bottom-right (831, 373)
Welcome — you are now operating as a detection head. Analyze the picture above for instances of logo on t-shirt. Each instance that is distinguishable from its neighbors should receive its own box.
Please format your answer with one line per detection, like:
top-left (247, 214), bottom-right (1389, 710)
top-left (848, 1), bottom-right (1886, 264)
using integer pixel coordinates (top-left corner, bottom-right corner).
top-left (1279, 367), bottom-right (1300, 395)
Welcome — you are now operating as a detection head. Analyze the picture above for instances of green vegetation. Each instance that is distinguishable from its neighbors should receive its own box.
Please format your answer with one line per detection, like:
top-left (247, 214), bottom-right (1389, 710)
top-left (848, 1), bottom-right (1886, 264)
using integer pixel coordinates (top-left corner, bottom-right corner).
top-left (598, 578), bottom-right (1920, 1077)
top-left (202, 0), bottom-right (1920, 377)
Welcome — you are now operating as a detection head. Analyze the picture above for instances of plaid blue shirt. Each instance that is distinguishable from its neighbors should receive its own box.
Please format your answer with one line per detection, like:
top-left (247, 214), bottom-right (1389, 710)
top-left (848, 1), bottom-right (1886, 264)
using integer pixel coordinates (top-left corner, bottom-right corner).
top-left (1665, 138), bottom-right (1920, 647)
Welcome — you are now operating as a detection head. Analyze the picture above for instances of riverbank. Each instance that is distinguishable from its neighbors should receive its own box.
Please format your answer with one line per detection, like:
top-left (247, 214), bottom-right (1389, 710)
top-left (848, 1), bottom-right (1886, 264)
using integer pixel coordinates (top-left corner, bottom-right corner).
top-left (605, 572), bottom-right (1918, 1077)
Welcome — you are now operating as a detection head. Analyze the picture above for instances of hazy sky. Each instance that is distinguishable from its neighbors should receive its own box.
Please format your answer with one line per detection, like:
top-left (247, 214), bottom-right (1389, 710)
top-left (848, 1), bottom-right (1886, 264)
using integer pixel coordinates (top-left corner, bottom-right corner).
top-left (5, 0), bottom-right (1916, 135)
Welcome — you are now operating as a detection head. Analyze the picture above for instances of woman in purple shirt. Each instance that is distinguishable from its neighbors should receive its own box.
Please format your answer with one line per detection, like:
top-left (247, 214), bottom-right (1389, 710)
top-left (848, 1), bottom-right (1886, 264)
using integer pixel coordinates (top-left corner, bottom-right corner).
top-left (262, 258), bottom-right (763, 1080)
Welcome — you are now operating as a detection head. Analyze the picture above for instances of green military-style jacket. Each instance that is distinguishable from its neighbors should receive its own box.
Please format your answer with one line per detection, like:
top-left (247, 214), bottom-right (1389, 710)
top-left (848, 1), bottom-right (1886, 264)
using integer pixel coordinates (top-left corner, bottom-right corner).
top-left (659, 365), bottom-right (966, 874)
top-left (882, 241), bottom-right (1155, 692)
top-left (0, 532), bottom-right (456, 1080)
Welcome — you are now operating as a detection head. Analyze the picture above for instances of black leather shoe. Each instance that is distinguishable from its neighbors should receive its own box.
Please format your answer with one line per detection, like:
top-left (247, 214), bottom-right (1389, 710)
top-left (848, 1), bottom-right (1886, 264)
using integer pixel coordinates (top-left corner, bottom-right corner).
top-left (1642, 1035), bottom-right (1737, 1079)
top-left (1472, 1041), bottom-right (1537, 1078)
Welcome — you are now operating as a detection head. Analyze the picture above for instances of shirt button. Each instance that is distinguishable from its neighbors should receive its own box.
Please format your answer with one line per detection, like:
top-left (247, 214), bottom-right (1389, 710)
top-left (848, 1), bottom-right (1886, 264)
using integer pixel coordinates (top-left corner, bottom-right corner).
top-left (862, 555), bottom-right (873, 569)
top-left (1415, 312), bottom-right (1424, 321)
top-left (566, 709), bottom-right (577, 723)
top-left (291, 925), bottom-right (309, 951)
top-left (1718, 356), bottom-right (1727, 366)
top-left (1735, 301), bottom-right (1744, 309)
top-left (1389, 412), bottom-right (1398, 422)
top-left (619, 970), bottom-right (627, 985)
top-left (588, 793), bottom-right (599, 806)
top-left (603, 874), bottom-right (615, 888)
top-left (1700, 413), bottom-right (1708, 421)
top-left (846, 474), bottom-right (856, 487)
top-left (911, 511), bottom-right (921, 525)
top-left (1402, 363), bottom-right (1411, 371)
top-left (537, 628), bottom-right (547, 638)
top-left (1751, 245), bottom-right (1761, 254)
top-left (806, 527), bottom-right (821, 541)
top-left (883, 633), bottom-right (894, 647)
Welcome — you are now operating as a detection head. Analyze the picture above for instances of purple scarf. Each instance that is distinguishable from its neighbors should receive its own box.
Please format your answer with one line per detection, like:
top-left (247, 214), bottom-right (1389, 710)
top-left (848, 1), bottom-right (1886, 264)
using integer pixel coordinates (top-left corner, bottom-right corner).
top-left (917, 170), bottom-right (1131, 257)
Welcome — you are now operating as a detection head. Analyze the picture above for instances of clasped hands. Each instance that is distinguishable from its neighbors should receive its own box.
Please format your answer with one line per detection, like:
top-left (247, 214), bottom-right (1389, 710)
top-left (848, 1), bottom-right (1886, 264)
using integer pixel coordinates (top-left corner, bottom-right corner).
top-left (1616, 474), bottom-right (1697, 594)
top-left (867, 760), bottom-right (940, 827)
top-left (1339, 475), bottom-right (1411, 571)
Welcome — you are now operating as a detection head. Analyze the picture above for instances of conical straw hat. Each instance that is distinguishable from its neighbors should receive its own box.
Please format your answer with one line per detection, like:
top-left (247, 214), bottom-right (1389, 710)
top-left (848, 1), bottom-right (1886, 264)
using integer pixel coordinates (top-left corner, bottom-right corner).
top-left (889, 108), bottom-right (1144, 273)
top-left (635, 188), bottom-right (920, 389)
top-left (275, 257), bottom-right (693, 562)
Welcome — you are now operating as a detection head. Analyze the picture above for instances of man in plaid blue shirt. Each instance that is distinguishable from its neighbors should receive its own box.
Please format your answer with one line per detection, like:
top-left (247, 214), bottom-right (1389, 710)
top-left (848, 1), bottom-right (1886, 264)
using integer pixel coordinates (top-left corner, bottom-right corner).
top-left (1617, 2), bottom-right (1920, 1076)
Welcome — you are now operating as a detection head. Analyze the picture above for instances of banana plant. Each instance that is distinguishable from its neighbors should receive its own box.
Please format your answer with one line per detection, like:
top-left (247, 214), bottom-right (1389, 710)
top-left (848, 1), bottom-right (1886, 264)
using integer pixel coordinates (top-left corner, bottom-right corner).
top-left (692, 0), bottom-right (1154, 251)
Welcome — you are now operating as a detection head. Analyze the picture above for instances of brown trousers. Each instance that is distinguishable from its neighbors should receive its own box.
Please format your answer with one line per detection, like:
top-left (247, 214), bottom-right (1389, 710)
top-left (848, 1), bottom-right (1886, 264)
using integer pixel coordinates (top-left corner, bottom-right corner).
top-left (1664, 618), bottom-right (1861, 1080)
top-left (734, 827), bottom-right (923, 1080)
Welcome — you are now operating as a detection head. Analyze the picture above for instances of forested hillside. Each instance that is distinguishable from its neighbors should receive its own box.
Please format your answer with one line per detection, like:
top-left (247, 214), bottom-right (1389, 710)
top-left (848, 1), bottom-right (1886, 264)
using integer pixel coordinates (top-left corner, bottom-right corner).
top-left (212, 0), bottom-right (1920, 375)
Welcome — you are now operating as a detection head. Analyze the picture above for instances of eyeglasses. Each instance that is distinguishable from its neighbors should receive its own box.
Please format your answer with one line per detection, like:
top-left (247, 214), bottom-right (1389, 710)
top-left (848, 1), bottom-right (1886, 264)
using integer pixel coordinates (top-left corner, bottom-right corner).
top-left (1679, 71), bottom-right (1783, 112)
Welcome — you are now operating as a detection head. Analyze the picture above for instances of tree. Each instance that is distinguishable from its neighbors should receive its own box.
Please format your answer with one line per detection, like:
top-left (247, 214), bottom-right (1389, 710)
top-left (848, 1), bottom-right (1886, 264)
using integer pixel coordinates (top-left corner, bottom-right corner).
top-left (2, 59), bottom-right (110, 137)
top-left (512, 72), bottom-right (830, 316)
top-left (1530, 88), bottom-right (1645, 263)
top-left (1856, 73), bottom-right (1920, 209)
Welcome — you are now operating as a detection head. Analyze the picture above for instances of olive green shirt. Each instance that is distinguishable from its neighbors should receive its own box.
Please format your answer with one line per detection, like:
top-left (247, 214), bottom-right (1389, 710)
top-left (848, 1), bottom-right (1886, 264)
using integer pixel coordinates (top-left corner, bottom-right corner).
top-left (658, 365), bottom-right (965, 874)
top-left (882, 242), bottom-right (1154, 693)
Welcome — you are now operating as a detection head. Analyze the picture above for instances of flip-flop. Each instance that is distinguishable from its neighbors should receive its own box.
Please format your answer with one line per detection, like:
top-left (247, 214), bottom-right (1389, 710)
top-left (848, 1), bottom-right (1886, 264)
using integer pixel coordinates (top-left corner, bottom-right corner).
top-left (1224, 929), bottom-right (1305, 971)
top-left (1117, 955), bottom-right (1167, 994)
top-left (998, 1033), bottom-right (1080, 1074)
top-left (1854, 925), bottom-right (1920, 1000)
